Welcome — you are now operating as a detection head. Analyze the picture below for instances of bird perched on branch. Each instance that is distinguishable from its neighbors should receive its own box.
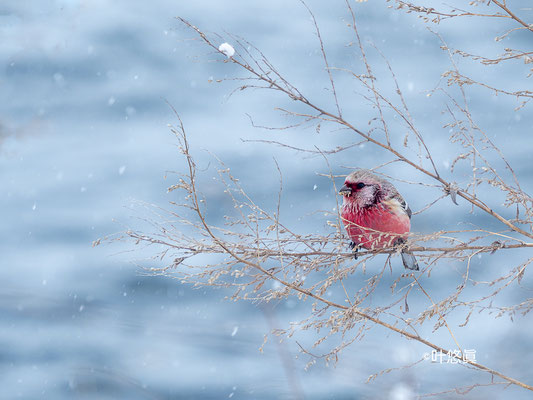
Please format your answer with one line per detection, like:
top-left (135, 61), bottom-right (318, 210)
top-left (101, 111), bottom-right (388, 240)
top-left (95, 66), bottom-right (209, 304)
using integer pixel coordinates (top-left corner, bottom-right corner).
top-left (339, 169), bottom-right (419, 270)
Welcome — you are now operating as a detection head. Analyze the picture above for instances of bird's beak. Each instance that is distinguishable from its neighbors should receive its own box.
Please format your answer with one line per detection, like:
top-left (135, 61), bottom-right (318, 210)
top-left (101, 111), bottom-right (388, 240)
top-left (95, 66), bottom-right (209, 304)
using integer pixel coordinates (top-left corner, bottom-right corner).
top-left (339, 184), bottom-right (352, 196)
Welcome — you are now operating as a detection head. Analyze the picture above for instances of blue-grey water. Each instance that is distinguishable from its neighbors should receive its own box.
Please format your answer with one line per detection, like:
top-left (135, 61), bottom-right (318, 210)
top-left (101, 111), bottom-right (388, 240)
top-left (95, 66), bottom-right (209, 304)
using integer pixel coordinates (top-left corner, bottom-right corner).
top-left (1, 1), bottom-right (532, 399)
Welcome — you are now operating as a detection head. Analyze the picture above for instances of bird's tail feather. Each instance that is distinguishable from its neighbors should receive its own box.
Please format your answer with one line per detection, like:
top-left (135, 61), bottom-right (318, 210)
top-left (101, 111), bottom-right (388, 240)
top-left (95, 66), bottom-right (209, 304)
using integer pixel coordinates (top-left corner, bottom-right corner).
top-left (401, 250), bottom-right (419, 271)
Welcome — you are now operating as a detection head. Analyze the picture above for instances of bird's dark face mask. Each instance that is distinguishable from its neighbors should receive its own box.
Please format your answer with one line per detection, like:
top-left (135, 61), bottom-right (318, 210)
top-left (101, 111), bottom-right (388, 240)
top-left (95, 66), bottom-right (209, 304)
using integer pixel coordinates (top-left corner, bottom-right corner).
top-left (339, 182), bottom-right (380, 208)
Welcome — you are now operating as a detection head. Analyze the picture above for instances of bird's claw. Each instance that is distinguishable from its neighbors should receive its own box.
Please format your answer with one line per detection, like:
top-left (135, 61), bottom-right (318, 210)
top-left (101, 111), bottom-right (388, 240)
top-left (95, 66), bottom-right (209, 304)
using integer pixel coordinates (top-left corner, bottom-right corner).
top-left (349, 241), bottom-right (359, 260)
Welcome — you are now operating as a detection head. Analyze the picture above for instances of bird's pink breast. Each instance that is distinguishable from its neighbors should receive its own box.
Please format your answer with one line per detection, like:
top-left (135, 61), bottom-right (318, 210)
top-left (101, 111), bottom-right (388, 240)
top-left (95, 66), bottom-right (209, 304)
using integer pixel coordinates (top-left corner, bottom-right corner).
top-left (341, 203), bottom-right (410, 249)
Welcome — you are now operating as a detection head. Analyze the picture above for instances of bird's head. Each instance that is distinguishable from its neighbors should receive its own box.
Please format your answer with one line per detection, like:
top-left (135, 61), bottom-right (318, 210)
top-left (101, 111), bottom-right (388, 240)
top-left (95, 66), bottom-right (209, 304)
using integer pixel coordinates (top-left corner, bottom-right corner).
top-left (339, 170), bottom-right (383, 209)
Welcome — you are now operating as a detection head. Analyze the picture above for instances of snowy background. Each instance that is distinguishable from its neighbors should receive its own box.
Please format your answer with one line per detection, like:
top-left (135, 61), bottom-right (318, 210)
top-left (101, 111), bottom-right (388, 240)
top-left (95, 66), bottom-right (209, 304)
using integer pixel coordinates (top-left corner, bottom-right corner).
top-left (1, 0), bottom-right (532, 399)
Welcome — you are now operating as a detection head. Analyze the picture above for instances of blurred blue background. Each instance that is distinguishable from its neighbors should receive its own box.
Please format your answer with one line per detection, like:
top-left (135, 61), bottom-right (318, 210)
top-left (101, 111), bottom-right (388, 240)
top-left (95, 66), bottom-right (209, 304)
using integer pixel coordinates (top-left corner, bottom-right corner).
top-left (1, 0), bottom-right (532, 398)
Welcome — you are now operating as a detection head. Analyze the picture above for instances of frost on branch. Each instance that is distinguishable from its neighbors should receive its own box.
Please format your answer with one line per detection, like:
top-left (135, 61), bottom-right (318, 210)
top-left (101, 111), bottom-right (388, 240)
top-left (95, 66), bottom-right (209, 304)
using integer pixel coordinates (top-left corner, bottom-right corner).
top-left (218, 42), bottom-right (235, 58)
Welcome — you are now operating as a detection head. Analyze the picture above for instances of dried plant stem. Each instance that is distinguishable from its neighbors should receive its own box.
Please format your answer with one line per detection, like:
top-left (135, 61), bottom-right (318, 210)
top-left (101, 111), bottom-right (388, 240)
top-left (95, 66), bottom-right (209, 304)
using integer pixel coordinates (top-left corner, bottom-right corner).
top-left (177, 17), bottom-right (533, 241)
top-left (109, 6), bottom-right (533, 396)
top-left (492, 0), bottom-right (533, 33)
top-left (169, 113), bottom-right (533, 392)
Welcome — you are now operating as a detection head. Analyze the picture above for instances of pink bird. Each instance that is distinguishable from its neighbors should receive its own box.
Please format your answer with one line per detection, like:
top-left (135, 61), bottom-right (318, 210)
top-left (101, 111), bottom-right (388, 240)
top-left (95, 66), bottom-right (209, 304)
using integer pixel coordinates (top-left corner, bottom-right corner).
top-left (339, 169), bottom-right (419, 270)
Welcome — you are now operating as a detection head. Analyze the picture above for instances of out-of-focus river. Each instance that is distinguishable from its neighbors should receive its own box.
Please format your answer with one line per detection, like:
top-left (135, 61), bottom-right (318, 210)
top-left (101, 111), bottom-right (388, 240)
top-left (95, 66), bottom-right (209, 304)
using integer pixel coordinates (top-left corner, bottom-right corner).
top-left (1, 1), bottom-right (532, 398)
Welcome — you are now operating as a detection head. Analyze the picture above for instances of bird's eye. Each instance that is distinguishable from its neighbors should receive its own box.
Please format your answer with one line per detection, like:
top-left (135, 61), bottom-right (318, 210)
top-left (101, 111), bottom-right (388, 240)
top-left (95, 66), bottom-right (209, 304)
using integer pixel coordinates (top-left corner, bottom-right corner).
top-left (356, 182), bottom-right (365, 189)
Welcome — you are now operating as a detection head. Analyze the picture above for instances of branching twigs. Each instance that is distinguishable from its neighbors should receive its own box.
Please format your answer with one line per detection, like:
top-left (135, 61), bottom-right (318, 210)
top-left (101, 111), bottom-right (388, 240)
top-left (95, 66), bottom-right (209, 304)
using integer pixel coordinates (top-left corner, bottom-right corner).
top-left (393, 1), bottom-right (533, 107)
top-left (491, 0), bottom-right (533, 33)
top-left (300, 0), bottom-right (342, 118)
top-left (392, 0), bottom-right (533, 35)
top-left (449, 47), bottom-right (533, 66)
top-left (442, 69), bottom-right (533, 99)
top-left (107, 4), bottom-right (533, 396)
top-left (157, 118), bottom-right (533, 390)
top-left (417, 381), bottom-right (510, 398)
top-left (177, 17), bottom-right (533, 241)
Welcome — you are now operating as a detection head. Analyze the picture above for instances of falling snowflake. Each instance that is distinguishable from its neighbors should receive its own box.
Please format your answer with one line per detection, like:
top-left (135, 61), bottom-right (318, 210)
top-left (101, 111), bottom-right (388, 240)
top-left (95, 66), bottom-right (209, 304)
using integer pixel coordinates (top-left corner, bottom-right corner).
top-left (231, 326), bottom-right (239, 336)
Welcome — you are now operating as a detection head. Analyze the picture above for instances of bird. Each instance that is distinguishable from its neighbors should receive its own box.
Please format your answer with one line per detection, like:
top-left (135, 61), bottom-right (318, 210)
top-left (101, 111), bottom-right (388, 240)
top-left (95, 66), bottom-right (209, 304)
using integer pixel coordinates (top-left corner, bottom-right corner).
top-left (338, 169), bottom-right (419, 271)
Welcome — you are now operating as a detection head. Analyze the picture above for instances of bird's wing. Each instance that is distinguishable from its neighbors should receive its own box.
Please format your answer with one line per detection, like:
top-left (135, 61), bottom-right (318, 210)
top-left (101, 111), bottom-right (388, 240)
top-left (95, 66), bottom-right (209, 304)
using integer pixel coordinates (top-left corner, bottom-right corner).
top-left (399, 197), bottom-right (412, 219)
top-left (377, 178), bottom-right (412, 218)
top-left (383, 193), bottom-right (412, 219)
